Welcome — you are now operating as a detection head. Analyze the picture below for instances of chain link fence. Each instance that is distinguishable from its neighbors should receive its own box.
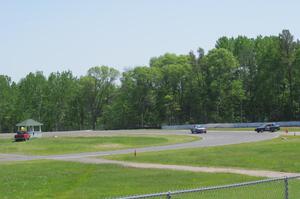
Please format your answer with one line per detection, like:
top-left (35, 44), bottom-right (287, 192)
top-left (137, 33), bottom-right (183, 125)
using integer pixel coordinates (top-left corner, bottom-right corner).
top-left (115, 176), bottom-right (300, 199)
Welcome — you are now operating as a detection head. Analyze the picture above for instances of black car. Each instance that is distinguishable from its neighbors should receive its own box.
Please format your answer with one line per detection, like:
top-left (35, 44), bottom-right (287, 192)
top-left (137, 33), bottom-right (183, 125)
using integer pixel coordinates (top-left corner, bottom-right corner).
top-left (255, 123), bottom-right (280, 133)
top-left (191, 125), bottom-right (207, 134)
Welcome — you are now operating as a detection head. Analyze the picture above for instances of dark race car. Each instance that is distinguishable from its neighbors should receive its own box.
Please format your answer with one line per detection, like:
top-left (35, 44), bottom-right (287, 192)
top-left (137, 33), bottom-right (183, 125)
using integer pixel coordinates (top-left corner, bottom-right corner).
top-left (255, 123), bottom-right (280, 133)
top-left (191, 125), bottom-right (207, 134)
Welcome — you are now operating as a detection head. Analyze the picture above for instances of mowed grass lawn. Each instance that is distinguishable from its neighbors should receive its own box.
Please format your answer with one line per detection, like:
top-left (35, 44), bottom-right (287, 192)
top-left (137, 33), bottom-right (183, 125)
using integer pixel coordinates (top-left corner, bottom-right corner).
top-left (108, 136), bottom-right (300, 173)
top-left (0, 160), bottom-right (263, 199)
top-left (0, 135), bottom-right (198, 155)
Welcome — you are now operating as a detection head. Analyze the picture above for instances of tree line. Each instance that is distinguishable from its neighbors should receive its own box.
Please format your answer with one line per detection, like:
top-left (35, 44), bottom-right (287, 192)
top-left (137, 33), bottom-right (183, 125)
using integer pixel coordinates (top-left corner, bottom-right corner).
top-left (1, 30), bottom-right (300, 132)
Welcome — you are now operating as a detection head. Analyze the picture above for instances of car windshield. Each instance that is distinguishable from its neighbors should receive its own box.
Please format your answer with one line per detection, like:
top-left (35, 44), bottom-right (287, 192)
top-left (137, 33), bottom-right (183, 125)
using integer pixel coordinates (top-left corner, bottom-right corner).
top-left (267, 123), bottom-right (275, 126)
top-left (260, 123), bottom-right (275, 127)
top-left (195, 125), bottom-right (204, 128)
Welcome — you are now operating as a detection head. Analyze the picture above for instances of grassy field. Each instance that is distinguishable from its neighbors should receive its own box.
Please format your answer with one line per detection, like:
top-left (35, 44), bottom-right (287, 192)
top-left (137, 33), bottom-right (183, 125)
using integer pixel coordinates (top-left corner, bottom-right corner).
top-left (0, 160), bottom-right (265, 199)
top-left (0, 134), bottom-right (198, 155)
top-left (108, 136), bottom-right (300, 173)
top-left (2, 135), bottom-right (300, 198)
top-left (208, 126), bottom-right (300, 132)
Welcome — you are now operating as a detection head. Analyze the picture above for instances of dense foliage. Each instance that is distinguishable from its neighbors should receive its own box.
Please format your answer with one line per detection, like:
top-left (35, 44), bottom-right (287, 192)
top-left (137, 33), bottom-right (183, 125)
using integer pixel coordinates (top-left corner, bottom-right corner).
top-left (1, 30), bottom-right (300, 132)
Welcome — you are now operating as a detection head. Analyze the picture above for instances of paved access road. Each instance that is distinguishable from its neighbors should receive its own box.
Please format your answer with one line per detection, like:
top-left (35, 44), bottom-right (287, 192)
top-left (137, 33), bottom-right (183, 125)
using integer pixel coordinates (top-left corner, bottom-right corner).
top-left (0, 130), bottom-right (280, 161)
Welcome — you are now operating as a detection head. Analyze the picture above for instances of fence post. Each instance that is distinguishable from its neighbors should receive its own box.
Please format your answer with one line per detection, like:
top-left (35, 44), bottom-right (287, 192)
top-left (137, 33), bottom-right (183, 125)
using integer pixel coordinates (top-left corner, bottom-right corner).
top-left (284, 177), bottom-right (289, 199)
top-left (166, 191), bottom-right (171, 199)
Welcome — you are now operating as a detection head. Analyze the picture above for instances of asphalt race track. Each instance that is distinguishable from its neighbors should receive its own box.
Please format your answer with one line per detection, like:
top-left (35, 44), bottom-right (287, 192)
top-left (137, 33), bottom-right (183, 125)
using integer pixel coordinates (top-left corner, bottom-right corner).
top-left (0, 130), bottom-right (280, 161)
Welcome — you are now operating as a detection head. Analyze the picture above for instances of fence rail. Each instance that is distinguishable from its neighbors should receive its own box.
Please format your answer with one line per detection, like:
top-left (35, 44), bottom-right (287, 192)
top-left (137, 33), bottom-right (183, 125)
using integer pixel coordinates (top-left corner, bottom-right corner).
top-left (116, 176), bottom-right (300, 199)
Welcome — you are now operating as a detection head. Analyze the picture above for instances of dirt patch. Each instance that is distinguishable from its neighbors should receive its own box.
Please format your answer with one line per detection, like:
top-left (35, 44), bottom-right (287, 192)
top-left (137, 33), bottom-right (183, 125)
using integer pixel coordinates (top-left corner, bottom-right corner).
top-left (63, 157), bottom-right (300, 178)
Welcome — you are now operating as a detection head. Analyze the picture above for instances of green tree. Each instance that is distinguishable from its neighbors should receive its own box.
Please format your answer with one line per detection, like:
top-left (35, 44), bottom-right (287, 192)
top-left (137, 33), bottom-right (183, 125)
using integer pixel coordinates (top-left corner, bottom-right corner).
top-left (86, 66), bottom-right (119, 130)
top-left (215, 36), bottom-right (235, 52)
top-left (16, 72), bottom-right (47, 126)
top-left (279, 29), bottom-right (297, 119)
top-left (150, 53), bottom-right (192, 124)
top-left (0, 76), bottom-right (17, 132)
top-left (202, 48), bottom-right (242, 122)
top-left (292, 44), bottom-right (300, 119)
top-left (114, 66), bottom-right (160, 128)
top-left (45, 71), bottom-right (77, 131)
top-left (253, 36), bottom-right (282, 121)
top-left (188, 48), bottom-right (206, 123)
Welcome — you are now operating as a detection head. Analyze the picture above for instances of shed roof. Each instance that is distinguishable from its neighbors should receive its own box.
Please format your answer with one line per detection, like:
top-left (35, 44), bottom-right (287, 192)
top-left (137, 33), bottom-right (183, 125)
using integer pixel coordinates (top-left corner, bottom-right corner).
top-left (16, 119), bottom-right (43, 127)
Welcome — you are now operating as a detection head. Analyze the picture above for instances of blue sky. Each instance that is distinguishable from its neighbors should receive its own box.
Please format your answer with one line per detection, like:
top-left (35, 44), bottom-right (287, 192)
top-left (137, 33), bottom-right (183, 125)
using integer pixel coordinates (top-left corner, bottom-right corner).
top-left (1, 0), bottom-right (300, 82)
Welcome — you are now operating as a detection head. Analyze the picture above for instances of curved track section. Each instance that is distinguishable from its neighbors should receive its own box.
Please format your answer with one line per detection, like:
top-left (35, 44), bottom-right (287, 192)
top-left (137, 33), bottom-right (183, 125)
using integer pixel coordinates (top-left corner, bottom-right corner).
top-left (46, 131), bottom-right (279, 160)
top-left (0, 131), bottom-right (279, 161)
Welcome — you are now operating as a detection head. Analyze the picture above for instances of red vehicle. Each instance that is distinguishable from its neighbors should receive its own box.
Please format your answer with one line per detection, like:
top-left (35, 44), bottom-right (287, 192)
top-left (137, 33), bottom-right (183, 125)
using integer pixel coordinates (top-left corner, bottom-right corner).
top-left (14, 131), bottom-right (30, 141)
